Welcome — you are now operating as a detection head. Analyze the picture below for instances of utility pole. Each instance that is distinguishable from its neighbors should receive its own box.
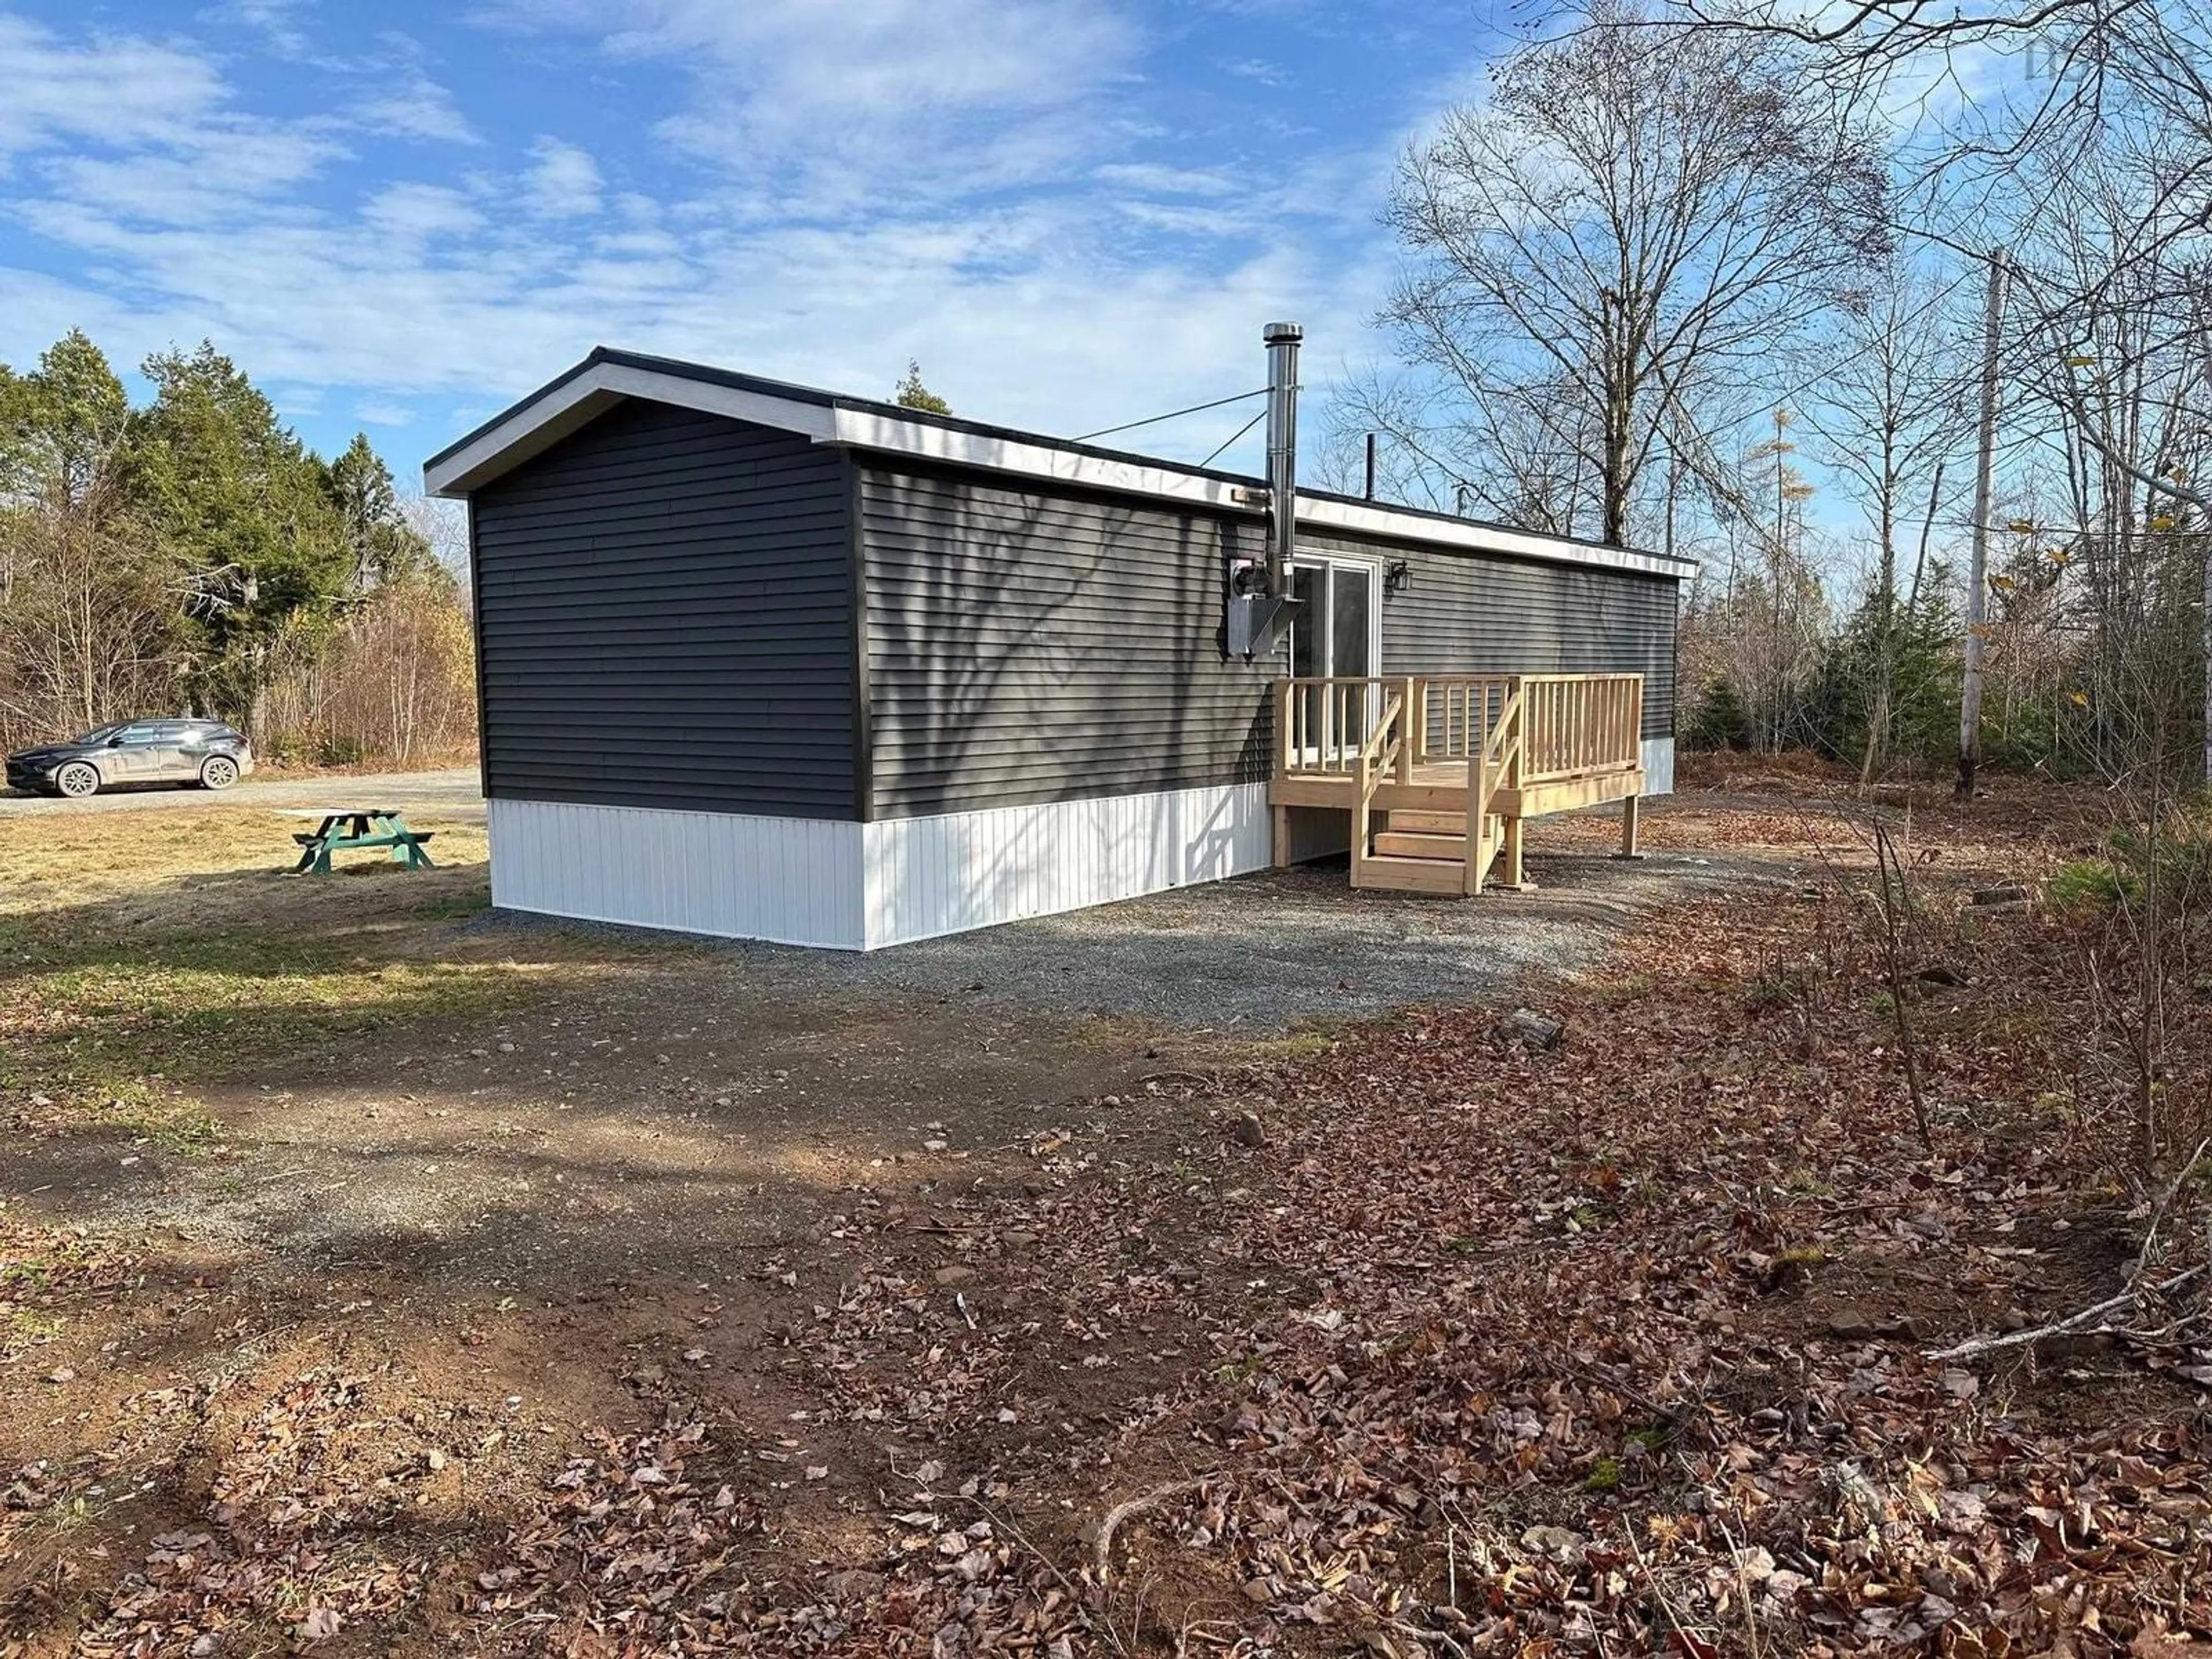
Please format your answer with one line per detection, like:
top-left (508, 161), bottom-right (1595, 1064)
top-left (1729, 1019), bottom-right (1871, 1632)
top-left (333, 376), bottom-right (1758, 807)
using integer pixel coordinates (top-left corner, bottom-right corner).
top-left (1957, 248), bottom-right (2010, 800)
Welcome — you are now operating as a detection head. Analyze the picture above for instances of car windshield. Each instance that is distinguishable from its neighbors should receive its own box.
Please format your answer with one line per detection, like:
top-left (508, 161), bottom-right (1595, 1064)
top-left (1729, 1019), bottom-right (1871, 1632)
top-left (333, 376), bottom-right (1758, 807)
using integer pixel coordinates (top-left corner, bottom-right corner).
top-left (73, 724), bottom-right (126, 745)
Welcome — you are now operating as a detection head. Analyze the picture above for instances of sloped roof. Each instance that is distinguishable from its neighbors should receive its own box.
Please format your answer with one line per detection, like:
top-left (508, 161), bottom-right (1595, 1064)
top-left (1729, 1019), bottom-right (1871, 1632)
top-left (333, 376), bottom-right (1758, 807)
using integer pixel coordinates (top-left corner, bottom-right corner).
top-left (424, 347), bottom-right (1696, 581)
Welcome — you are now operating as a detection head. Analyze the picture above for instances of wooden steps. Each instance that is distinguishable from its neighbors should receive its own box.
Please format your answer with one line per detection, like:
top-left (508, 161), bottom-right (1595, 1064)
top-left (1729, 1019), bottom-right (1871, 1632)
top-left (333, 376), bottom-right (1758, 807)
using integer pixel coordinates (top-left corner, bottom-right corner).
top-left (1373, 830), bottom-right (1467, 859)
top-left (1355, 853), bottom-right (1468, 895)
top-left (1355, 812), bottom-right (1510, 896)
top-left (1385, 809), bottom-right (1467, 834)
top-left (1274, 669), bottom-right (1646, 899)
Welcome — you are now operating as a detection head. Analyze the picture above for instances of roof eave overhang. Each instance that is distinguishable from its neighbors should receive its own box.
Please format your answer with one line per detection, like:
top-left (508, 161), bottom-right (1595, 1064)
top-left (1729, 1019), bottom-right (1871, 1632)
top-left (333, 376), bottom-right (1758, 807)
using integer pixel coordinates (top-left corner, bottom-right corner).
top-left (424, 359), bottom-right (840, 496)
top-left (1293, 498), bottom-right (1697, 579)
top-left (425, 359), bottom-right (1698, 582)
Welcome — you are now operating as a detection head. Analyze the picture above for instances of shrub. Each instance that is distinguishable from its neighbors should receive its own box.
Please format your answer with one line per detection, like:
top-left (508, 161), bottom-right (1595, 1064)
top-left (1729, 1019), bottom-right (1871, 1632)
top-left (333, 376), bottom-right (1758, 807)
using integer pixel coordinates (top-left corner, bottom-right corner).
top-left (1685, 674), bottom-right (1752, 751)
top-left (2048, 857), bottom-right (2143, 914)
top-left (2106, 813), bottom-right (2212, 917)
top-left (1802, 588), bottom-right (1959, 774)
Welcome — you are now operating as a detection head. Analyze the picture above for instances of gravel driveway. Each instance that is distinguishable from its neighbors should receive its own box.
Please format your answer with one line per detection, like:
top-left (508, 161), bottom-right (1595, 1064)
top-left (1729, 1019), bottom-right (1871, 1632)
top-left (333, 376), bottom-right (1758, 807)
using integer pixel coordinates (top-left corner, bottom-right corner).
top-left (0, 766), bottom-right (484, 820)
top-left (497, 842), bottom-right (1796, 1031)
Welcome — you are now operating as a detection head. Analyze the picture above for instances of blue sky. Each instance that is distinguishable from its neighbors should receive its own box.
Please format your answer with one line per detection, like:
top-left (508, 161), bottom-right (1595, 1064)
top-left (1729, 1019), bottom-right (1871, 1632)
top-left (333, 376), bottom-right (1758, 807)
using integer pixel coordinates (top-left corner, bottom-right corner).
top-left (0, 1), bottom-right (1510, 482)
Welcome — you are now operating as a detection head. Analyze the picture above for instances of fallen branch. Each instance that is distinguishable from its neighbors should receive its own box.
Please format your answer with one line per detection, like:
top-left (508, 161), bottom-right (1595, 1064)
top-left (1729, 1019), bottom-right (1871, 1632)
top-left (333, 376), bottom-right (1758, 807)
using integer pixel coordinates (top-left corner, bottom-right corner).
top-left (1136, 1070), bottom-right (1227, 1092)
top-left (2128, 1136), bottom-right (2210, 1287)
top-left (1927, 1263), bottom-right (2209, 1361)
top-left (1624, 1516), bottom-right (1714, 1657)
top-left (1093, 1478), bottom-right (1210, 1581)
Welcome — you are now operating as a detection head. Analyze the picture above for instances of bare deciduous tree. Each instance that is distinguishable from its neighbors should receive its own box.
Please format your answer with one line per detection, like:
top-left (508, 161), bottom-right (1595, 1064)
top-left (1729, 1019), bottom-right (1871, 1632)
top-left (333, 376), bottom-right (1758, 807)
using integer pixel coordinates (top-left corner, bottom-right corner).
top-left (1796, 256), bottom-right (1975, 778)
top-left (1372, 1), bottom-right (1888, 547)
top-left (1615, 0), bottom-right (2212, 783)
top-left (1805, 255), bottom-right (1975, 610)
top-left (0, 334), bottom-right (186, 745)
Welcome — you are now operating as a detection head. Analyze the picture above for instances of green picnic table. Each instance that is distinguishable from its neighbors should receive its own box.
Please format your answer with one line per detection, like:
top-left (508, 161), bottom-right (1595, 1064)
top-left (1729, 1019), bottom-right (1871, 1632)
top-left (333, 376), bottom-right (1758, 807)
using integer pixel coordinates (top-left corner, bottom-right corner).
top-left (285, 808), bottom-right (437, 874)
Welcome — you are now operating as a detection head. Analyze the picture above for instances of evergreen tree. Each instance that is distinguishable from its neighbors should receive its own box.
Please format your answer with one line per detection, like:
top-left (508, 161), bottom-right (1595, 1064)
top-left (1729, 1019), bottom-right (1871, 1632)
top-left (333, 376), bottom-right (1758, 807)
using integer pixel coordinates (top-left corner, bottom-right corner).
top-left (0, 326), bottom-right (461, 757)
top-left (0, 331), bottom-right (181, 733)
top-left (5, 329), bottom-right (132, 508)
top-left (131, 342), bottom-right (353, 727)
top-left (0, 362), bottom-right (31, 502)
top-left (1805, 578), bottom-right (1963, 772)
top-left (324, 433), bottom-right (435, 592)
top-left (1685, 674), bottom-right (1753, 751)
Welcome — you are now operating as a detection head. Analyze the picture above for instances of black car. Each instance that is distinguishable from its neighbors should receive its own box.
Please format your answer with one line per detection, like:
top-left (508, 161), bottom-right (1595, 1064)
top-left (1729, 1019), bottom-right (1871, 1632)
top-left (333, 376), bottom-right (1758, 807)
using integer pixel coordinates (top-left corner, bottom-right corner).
top-left (5, 719), bottom-right (256, 798)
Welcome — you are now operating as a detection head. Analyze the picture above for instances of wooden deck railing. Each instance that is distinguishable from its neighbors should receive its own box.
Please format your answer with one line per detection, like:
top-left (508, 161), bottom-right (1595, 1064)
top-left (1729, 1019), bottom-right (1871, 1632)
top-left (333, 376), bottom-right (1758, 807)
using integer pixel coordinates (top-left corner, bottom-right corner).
top-left (1275, 672), bottom-right (1642, 782)
top-left (1471, 682), bottom-right (1526, 895)
top-left (1521, 673), bottom-right (1645, 785)
top-left (1274, 676), bottom-right (1389, 775)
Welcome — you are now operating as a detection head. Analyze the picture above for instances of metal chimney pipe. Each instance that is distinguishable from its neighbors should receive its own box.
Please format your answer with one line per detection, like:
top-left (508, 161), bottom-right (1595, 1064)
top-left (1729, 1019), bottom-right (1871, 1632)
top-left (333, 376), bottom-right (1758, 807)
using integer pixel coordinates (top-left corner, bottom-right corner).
top-left (1263, 321), bottom-right (1303, 598)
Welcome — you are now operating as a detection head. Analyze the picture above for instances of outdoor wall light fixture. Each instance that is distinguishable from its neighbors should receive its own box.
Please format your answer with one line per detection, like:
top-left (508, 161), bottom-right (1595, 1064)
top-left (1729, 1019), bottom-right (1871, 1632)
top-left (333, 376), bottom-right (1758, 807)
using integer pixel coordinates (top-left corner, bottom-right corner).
top-left (1385, 559), bottom-right (1411, 595)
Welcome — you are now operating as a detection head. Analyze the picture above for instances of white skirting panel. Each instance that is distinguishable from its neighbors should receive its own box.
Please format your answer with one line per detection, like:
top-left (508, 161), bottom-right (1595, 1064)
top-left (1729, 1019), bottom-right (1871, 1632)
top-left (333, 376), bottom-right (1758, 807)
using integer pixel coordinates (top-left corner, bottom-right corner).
top-left (862, 782), bottom-right (1272, 949)
top-left (1641, 737), bottom-right (1677, 796)
top-left (486, 798), bottom-right (866, 949)
top-left (486, 783), bottom-right (1275, 952)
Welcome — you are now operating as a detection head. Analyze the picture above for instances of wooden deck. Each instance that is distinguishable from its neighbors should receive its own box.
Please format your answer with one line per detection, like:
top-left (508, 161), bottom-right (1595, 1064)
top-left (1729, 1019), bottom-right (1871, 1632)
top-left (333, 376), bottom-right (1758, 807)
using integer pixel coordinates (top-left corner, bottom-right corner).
top-left (1269, 673), bottom-right (1645, 896)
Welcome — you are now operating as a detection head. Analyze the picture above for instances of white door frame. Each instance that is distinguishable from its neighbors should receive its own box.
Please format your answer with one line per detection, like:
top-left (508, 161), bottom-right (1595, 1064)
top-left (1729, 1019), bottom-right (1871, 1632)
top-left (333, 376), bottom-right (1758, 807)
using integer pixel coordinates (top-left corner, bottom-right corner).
top-left (1283, 550), bottom-right (1387, 763)
top-left (1285, 548), bottom-right (1385, 681)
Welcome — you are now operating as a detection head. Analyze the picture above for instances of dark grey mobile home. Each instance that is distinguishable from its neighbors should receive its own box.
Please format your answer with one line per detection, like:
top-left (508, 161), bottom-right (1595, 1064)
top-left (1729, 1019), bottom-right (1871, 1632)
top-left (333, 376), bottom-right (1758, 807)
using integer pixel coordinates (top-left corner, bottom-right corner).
top-left (425, 343), bottom-right (1694, 950)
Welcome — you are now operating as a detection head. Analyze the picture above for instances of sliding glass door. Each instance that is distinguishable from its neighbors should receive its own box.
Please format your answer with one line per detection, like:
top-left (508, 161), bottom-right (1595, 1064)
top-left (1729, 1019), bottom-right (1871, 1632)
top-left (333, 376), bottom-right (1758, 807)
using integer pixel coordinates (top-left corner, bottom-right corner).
top-left (1286, 559), bottom-right (1378, 680)
top-left (1283, 555), bottom-right (1382, 761)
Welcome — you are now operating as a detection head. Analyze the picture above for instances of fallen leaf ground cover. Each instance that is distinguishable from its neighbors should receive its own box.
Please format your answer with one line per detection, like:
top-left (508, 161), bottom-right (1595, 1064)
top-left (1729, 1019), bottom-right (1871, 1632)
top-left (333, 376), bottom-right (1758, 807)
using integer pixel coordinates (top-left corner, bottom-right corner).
top-left (4, 774), bottom-right (2208, 1656)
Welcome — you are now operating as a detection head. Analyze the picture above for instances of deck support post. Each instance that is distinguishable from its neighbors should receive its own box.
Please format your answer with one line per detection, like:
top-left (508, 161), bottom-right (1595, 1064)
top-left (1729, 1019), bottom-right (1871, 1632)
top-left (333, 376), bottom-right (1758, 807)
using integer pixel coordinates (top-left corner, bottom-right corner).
top-left (1351, 748), bottom-right (1372, 888)
top-left (1272, 803), bottom-right (1292, 869)
top-left (1467, 753), bottom-right (1488, 897)
top-left (1616, 792), bottom-right (1643, 860)
top-left (1491, 813), bottom-right (1525, 889)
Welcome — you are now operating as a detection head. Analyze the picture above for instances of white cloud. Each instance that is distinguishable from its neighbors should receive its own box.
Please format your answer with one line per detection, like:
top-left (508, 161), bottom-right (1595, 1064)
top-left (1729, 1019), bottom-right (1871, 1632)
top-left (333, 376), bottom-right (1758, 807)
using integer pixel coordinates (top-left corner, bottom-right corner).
top-left (35, 122), bottom-right (344, 229)
top-left (1223, 58), bottom-right (1291, 86)
top-left (0, 15), bottom-right (230, 158)
top-left (490, 0), bottom-right (1141, 207)
top-left (354, 74), bottom-right (479, 144)
top-left (522, 137), bottom-right (604, 218)
top-left (1093, 162), bottom-right (1241, 198)
top-left (362, 182), bottom-right (483, 241)
top-left (197, 0), bottom-right (313, 57)
top-left (0, 2), bottom-right (1398, 484)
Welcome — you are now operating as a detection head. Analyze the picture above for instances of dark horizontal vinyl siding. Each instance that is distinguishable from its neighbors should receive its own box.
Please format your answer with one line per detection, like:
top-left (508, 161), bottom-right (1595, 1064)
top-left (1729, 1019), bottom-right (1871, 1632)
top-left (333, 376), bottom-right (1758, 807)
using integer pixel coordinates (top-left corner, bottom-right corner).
top-left (1303, 532), bottom-right (1678, 741)
top-left (471, 399), bottom-right (856, 818)
top-left (861, 467), bottom-right (1272, 819)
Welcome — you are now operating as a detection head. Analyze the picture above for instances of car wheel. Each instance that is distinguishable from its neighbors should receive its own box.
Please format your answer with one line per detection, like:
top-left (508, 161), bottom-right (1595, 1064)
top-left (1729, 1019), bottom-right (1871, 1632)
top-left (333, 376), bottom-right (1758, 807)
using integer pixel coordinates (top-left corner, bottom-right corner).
top-left (55, 762), bottom-right (101, 798)
top-left (199, 755), bottom-right (240, 791)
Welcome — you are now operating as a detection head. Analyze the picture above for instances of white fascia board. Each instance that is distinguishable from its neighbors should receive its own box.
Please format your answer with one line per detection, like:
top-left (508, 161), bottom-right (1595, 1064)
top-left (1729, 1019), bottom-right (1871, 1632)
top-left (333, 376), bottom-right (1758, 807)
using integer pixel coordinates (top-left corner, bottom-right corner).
top-left (427, 361), bottom-right (1697, 582)
top-left (424, 362), bottom-right (838, 497)
top-left (827, 408), bottom-right (1259, 513)
top-left (1294, 497), bottom-right (1698, 581)
top-left (832, 411), bottom-right (1690, 579)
